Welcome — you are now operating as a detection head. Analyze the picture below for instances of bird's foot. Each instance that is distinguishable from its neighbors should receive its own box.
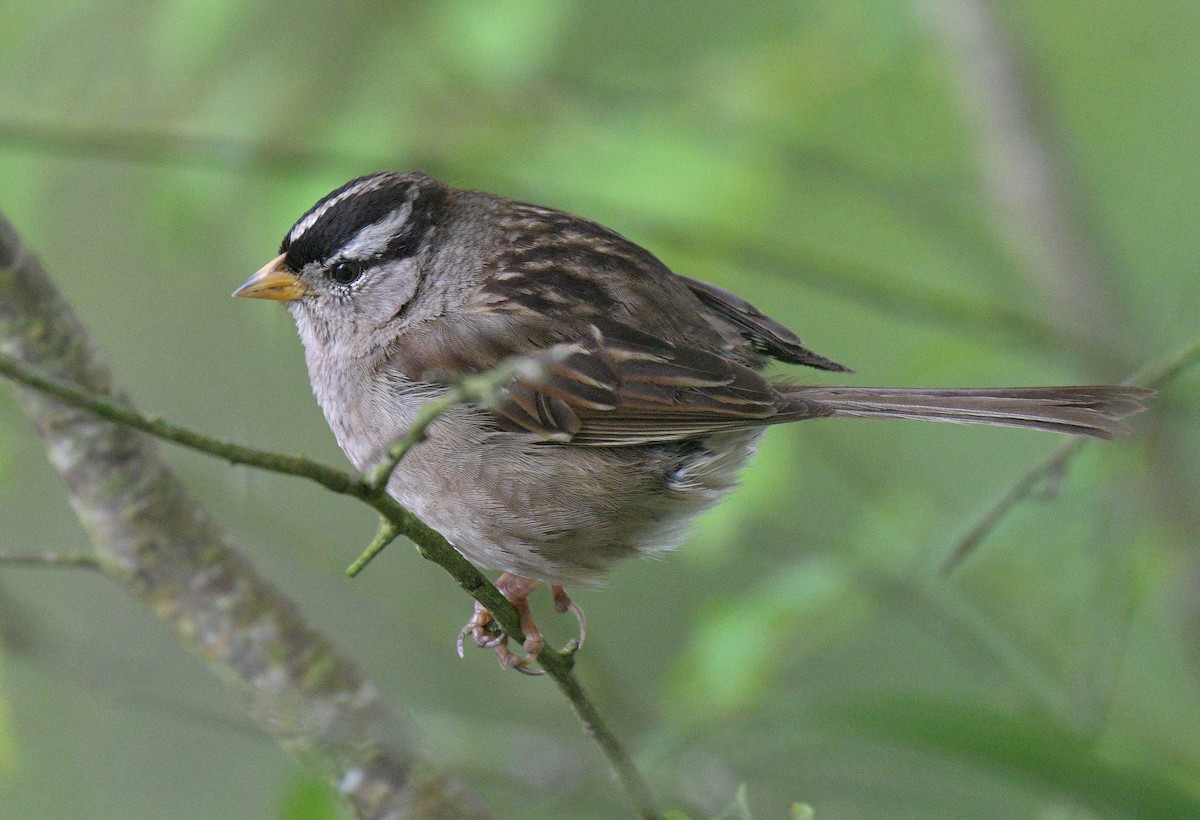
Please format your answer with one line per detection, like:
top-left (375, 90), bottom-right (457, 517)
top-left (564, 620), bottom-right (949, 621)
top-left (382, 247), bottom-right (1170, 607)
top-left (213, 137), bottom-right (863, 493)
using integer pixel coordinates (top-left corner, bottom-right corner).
top-left (456, 574), bottom-right (586, 674)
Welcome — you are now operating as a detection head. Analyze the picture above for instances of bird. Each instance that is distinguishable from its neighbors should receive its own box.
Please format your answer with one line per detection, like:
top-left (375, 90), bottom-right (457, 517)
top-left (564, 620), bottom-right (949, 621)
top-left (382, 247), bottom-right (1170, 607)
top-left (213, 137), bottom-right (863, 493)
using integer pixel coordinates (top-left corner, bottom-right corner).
top-left (234, 171), bottom-right (1152, 672)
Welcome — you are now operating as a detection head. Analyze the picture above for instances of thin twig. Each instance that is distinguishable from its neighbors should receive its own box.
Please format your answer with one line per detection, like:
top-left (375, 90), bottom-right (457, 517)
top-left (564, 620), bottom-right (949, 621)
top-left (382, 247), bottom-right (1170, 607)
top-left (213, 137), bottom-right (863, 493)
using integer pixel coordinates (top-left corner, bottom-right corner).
top-left (0, 353), bottom-right (362, 494)
top-left (941, 334), bottom-right (1200, 573)
top-left (0, 349), bottom-right (521, 633)
top-left (346, 518), bottom-right (400, 577)
top-left (0, 551), bottom-right (99, 568)
top-left (0, 349), bottom-right (661, 817)
top-left (652, 223), bottom-right (1071, 353)
top-left (540, 653), bottom-right (661, 819)
top-left (0, 354), bottom-right (519, 630)
top-left (365, 349), bottom-right (569, 492)
top-left (0, 118), bottom-right (388, 175)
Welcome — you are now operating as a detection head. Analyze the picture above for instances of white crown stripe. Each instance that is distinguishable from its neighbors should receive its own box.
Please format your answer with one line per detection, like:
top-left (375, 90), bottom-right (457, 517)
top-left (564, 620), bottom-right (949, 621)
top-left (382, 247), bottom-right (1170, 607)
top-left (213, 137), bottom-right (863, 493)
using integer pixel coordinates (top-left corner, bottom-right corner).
top-left (286, 174), bottom-right (394, 246)
top-left (340, 202), bottom-right (414, 260)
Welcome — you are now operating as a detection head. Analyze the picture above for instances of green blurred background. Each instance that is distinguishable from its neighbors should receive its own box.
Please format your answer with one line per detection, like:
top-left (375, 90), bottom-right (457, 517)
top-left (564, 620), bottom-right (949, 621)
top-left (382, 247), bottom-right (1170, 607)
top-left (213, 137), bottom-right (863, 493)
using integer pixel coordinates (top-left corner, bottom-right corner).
top-left (1, 1), bottom-right (1197, 817)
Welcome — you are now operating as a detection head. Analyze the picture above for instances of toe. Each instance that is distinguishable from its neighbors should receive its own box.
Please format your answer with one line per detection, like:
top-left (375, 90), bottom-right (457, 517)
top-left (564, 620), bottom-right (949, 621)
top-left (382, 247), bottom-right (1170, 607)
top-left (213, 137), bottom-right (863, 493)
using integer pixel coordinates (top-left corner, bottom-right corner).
top-left (551, 586), bottom-right (587, 648)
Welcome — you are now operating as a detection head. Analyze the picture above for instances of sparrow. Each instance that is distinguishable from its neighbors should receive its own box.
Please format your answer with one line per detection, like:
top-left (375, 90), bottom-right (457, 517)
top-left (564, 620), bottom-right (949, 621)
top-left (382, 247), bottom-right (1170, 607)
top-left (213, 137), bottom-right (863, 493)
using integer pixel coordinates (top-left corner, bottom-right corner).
top-left (234, 171), bottom-right (1151, 672)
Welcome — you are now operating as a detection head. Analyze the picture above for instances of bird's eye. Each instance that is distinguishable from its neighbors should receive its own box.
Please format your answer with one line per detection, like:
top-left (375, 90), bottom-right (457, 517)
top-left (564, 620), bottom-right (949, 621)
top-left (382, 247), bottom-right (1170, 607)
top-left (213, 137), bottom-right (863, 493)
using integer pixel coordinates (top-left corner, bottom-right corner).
top-left (328, 260), bottom-right (364, 286)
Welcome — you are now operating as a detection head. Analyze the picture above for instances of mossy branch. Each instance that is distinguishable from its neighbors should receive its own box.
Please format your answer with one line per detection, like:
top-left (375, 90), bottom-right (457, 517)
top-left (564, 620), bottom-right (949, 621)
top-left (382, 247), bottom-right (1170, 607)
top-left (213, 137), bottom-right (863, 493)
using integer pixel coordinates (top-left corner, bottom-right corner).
top-left (0, 346), bottom-right (659, 819)
top-left (0, 215), bottom-right (660, 818)
top-left (0, 213), bottom-right (489, 818)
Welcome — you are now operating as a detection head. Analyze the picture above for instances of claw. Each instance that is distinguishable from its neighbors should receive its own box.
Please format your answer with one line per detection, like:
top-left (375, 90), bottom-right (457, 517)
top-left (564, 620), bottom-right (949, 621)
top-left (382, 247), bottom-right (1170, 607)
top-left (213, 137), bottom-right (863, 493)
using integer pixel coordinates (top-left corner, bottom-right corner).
top-left (500, 646), bottom-right (546, 676)
top-left (456, 574), bottom-right (587, 673)
top-left (551, 585), bottom-right (586, 649)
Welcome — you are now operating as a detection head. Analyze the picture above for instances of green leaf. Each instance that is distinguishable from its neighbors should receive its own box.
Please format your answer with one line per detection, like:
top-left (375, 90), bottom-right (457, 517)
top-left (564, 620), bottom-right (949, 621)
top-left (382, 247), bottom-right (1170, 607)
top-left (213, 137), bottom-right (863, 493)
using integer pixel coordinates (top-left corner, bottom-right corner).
top-left (665, 556), bottom-right (877, 721)
top-left (276, 770), bottom-right (351, 820)
top-left (790, 803), bottom-right (815, 820)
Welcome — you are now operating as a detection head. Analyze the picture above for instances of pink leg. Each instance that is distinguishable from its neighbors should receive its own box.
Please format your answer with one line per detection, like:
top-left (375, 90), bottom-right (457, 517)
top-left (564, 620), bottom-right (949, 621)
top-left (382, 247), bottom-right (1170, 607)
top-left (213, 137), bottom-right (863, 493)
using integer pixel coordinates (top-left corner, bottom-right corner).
top-left (456, 574), bottom-right (586, 674)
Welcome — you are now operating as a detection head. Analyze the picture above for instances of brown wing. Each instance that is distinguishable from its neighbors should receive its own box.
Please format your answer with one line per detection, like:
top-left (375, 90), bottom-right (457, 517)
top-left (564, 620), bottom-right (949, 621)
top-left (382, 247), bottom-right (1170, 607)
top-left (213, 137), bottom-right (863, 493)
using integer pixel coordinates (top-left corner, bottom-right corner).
top-left (385, 313), bottom-right (834, 445)
top-left (392, 318), bottom-right (828, 445)
top-left (680, 275), bottom-right (852, 372)
top-left (386, 196), bottom-right (834, 444)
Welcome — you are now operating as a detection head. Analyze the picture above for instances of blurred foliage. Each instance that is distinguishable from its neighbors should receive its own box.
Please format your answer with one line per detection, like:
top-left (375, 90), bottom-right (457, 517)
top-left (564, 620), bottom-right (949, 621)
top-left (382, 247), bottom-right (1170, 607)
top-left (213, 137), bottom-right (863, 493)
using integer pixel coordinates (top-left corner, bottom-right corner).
top-left (0, 1), bottom-right (1198, 818)
top-left (277, 772), bottom-right (352, 820)
top-left (0, 667), bottom-right (14, 778)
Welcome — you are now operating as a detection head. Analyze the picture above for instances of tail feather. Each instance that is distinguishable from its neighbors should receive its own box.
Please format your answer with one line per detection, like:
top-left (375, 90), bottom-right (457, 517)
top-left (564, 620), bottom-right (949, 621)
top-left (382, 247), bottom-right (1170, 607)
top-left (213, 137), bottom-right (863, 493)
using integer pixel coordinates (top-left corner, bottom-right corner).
top-left (785, 385), bottom-right (1153, 439)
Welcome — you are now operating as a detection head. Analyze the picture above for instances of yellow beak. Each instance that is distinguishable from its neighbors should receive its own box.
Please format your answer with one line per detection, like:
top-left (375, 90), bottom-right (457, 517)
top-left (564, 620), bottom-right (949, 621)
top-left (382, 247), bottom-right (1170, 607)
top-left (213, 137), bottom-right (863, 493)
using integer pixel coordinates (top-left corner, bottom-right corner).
top-left (232, 253), bottom-right (313, 301)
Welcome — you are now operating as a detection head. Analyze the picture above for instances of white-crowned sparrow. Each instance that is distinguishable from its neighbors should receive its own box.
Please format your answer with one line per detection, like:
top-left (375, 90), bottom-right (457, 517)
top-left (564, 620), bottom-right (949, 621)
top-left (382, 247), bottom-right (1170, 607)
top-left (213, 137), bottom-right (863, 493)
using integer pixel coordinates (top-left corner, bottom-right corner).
top-left (234, 171), bottom-right (1151, 671)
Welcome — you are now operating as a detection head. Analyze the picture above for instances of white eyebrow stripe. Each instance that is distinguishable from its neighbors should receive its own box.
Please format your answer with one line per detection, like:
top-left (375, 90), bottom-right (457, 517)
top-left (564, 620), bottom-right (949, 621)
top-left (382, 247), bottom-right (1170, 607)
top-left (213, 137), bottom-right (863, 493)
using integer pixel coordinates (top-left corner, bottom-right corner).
top-left (339, 200), bottom-right (413, 260)
top-left (286, 174), bottom-right (393, 246)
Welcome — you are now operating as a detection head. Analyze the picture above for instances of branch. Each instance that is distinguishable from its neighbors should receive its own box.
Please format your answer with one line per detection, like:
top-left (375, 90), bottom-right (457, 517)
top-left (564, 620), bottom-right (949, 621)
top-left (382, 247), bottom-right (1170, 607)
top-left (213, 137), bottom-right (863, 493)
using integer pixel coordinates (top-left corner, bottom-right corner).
top-left (652, 222), bottom-right (1071, 353)
top-left (347, 519), bottom-right (402, 578)
top-left (0, 351), bottom-right (523, 628)
top-left (917, 0), bottom-right (1125, 360)
top-left (0, 211), bottom-right (485, 819)
top-left (3, 116), bottom-right (1075, 356)
top-left (365, 351), bottom-right (570, 493)
top-left (0, 551), bottom-right (99, 568)
top-left (941, 333), bottom-right (1200, 573)
top-left (0, 118), bottom-right (394, 175)
top-left (0, 353), bottom-right (518, 645)
top-left (0, 215), bottom-right (660, 817)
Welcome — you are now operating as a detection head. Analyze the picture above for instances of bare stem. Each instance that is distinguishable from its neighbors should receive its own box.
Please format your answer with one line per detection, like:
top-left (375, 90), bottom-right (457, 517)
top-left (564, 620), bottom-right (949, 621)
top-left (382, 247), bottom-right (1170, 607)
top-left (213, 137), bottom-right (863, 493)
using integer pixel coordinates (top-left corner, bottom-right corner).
top-left (365, 351), bottom-right (566, 492)
top-left (346, 518), bottom-right (401, 577)
top-left (0, 118), bottom-right (390, 174)
top-left (539, 652), bottom-right (661, 819)
top-left (0, 551), bottom-right (99, 568)
top-left (941, 334), bottom-right (1200, 573)
top-left (0, 353), bottom-right (363, 496)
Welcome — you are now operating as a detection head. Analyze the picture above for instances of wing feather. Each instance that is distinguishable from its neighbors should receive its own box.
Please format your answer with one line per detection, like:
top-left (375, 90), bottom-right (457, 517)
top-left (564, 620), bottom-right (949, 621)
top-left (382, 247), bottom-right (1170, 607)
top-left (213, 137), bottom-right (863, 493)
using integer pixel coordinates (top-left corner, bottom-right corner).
top-left (483, 320), bottom-right (799, 444)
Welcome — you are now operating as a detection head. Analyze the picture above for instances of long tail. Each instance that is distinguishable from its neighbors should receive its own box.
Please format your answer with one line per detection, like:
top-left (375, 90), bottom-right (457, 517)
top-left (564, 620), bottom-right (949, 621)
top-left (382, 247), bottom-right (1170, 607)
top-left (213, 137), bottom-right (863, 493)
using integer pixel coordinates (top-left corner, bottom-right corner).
top-left (787, 385), bottom-right (1153, 439)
